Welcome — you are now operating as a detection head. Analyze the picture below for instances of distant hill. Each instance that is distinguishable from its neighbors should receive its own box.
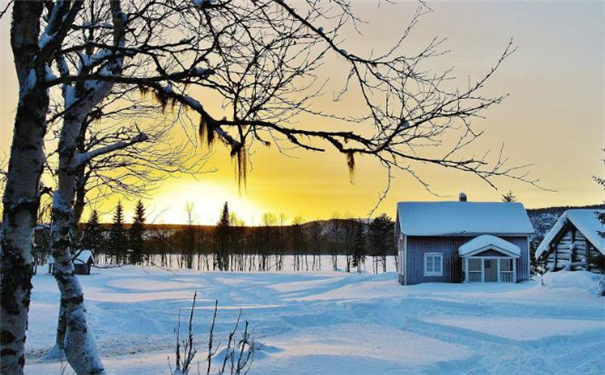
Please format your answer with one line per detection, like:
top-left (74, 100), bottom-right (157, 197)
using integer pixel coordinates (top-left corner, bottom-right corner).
top-left (526, 204), bottom-right (605, 239)
top-left (73, 203), bottom-right (604, 240)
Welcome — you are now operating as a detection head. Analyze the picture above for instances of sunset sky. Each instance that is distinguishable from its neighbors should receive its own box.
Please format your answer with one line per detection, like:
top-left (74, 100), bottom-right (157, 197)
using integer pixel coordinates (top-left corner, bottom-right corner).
top-left (1, 1), bottom-right (603, 225)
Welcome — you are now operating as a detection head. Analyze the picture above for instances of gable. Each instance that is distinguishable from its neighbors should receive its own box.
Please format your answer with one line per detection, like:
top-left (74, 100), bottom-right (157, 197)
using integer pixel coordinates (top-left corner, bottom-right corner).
top-left (458, 235), bottom-right (521, 258)
top-left (535, 210), bottom-right (605, 258)
top-left (473, 249), bottom-right (514, 257)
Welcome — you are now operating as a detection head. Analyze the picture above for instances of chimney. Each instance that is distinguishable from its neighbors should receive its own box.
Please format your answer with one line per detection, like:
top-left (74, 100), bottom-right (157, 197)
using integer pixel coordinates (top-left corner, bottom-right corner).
top-left (459, 192), bottom-right (467, 202)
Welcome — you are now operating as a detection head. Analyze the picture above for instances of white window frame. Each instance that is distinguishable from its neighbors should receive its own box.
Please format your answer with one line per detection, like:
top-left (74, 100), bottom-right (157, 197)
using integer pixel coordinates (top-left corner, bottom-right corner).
top-left (424, 252), bottom-right (443, 277)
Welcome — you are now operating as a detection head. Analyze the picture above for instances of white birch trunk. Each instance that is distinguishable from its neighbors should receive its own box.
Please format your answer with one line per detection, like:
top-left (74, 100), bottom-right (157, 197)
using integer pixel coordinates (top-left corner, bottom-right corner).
top-left (48, 2), bottom-right (126, 373)
top-left (1, 2), bottom-right (47, 374)
top-left (50, 109), bottom-right (107, 374)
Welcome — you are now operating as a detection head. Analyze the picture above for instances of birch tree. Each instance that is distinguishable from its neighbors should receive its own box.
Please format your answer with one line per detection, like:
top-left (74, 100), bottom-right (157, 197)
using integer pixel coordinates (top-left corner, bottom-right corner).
top-left (2, 1), bottom-right (538, 374)
top-left (1, 2), bottom-right (81, 373)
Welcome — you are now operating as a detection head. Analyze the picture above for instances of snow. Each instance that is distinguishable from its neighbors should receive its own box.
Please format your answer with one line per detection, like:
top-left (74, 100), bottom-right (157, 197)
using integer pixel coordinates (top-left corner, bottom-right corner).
top-left (24, 267), bottom-right (605, 375)
top-left (26, 69), bottom-right (37, 89)
top-left (44, 66), bottom-right (57, 82)
top-left (194, 67), bottom-right (211, 76)
top-left (192, 0), bottom-right (217, 6)
top-left (38, 33), bottom-right (52, 49)
top-left (458, 235), bottom-right (521, 257)
top-left (64, 85), bottom-right (77, 108)
top-left (88, 50), bottom-right (112, 67)
top-left (541, 270), bottom-right (605, 295)
top-left (535, 209), bottom-right (605, 259)
top-left (397, 201), bottom-right (534, 236)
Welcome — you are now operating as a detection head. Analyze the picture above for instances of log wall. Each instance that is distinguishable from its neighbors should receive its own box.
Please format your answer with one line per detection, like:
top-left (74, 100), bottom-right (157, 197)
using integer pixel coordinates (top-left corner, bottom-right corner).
top-left (544, 224), bottom-right (599, 271)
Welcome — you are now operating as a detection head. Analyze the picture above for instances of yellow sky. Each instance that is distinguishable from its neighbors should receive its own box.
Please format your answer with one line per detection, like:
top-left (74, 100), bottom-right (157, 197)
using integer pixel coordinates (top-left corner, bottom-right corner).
top-left (1, 1), bottom-right (604, 224)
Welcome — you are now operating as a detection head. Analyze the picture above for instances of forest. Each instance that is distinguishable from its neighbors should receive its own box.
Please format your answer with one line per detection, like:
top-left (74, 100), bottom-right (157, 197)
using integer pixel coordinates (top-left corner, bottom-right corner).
top-left (34, 201), bottom-right (396, 274)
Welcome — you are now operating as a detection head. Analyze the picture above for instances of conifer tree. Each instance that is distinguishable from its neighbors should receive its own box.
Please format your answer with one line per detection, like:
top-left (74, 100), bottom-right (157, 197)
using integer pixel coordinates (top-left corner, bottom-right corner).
top-left (82, 210), bottom-right (104, 255)
top-left (502, 190), bottom-right (517, 202)
top-left (368, 214), bottom-right (394, 273)
top-left (129, 200), bottom-right (146, 265)
top-left (591, 161), bottom-right (605, 273)
top-left (110, 201), bottom-right (127, 263)
top-left (351, 220), bottom-right (367, 273)
top-left (215, 202), bottom-right (231, 271)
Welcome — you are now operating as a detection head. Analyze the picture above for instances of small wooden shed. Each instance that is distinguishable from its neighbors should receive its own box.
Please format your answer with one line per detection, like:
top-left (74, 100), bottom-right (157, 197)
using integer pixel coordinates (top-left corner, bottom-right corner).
top-left (48, 250), bottom-right (95, 275)
top-left (535, 210), bottom-right (605, 272)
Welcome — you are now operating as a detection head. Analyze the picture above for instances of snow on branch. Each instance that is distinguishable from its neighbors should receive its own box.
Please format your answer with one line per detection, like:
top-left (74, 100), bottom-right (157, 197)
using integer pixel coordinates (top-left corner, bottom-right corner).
top-left (74, 132), bottom-right (149, 168)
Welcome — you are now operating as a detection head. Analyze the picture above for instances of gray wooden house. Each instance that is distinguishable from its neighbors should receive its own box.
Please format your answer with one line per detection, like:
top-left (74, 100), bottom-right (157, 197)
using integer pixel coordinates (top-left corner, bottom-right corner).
top-left (395, 195), bottom-right (534, 285)
top-left (535, 209), bottom-right (604, 272)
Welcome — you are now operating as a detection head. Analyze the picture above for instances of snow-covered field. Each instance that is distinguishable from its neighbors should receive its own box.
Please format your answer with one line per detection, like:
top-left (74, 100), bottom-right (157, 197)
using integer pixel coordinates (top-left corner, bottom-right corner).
top-left (25, 267), bottom-right (605, 375)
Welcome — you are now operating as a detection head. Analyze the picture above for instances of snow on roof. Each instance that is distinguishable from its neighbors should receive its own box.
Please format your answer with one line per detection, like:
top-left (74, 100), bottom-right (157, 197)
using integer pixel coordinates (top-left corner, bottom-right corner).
top-left (535, 210), bottom-right (605, 259)
top-left (396, 201), bottom-right (534, 236)
top-left (458, 235), bottom-right (521, 257)
top-left (49, 250), bottom-right (95, 265)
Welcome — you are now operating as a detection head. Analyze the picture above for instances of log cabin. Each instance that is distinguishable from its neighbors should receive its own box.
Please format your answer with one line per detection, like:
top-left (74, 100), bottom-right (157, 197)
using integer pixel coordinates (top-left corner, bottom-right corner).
top-left (535, 210), bottom-right (605, 272)
top-left (395, 194), bottom-right (534, 285)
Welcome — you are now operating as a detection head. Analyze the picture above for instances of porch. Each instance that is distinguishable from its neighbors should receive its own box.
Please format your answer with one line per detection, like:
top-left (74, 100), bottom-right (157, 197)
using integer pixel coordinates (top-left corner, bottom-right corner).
top-left (463, 257), bottom-right (516, 283)
top-left (459, 235), bottom-right (520, 283)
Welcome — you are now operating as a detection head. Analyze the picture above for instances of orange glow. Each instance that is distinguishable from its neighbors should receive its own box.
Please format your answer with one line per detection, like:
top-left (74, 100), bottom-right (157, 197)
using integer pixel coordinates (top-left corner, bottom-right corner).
top-left (1, 2), bottom-right (603, 224)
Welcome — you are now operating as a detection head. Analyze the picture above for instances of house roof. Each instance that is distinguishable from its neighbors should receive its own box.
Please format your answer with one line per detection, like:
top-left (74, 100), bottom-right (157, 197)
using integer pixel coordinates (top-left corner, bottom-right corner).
top-left (458, 235), bottom-right (521, 258)
top-left (396, 201), bottom-right (534, 237)
top-left (535, 210), bottom-right (605, 259)
top-left (49, 249), bottom-right (95, 265)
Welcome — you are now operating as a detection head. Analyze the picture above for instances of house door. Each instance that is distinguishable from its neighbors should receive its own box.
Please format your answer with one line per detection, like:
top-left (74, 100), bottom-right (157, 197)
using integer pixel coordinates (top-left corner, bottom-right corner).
top-left (484, 259), bottom-right (498, 282)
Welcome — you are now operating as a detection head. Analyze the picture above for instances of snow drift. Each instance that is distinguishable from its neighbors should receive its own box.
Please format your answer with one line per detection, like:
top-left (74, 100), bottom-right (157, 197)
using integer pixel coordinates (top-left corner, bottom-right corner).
top-left (541, 270), bottom-right (605, 295)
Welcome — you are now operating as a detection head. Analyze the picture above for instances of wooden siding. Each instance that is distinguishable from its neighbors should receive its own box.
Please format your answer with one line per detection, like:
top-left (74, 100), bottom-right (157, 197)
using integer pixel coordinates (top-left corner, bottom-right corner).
top-left (543, 223), bottom-right (599, 271)
top-left (400, 235), bottom-right (530, 285)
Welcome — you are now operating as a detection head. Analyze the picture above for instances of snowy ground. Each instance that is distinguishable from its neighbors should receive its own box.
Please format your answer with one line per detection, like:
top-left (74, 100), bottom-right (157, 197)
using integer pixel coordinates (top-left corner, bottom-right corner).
top-left (25, 267), bottom-right (605, 375)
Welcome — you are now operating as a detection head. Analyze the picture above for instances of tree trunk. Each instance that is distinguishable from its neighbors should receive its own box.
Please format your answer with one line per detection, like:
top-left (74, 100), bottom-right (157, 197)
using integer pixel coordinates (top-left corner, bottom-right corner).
top-left (49, 110), bottom-right (107, 374)
top-left (1, 2), bottom-right (46, 373)
top-left (48, 2), bottom-right (125, 372)
top-left (0, 90), bottom-right (48, 375)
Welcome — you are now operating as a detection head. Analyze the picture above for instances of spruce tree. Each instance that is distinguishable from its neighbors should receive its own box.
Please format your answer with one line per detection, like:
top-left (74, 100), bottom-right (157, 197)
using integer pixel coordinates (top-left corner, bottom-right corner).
top-left (591, 166), bottom-right (605, 273)
top-left (82, 210), bottom-right (104, 255)
top-left (368, 214), bottom-right (394, 273)
top-left (502, 190), bottom-right (517, 202)
top-left (110, 201), bottom-right (127, 263)
top-left (215, 202), bottom-right (231, 270)
top-left (129, 200), bottom-right (146, 264)
top-left (351, 220), bottom-right (366, 273)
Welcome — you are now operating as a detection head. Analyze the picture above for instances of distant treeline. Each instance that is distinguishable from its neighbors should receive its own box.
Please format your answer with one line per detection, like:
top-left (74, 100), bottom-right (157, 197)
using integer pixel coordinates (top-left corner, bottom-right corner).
top-left (34, 201), bottom-right (396, 273)
top-left (31, 201), bottom-right (603, 274)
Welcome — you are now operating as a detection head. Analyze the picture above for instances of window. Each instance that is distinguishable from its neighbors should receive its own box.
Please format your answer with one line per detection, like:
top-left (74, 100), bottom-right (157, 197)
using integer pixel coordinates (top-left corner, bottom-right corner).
top-left (424, 253), bottom-right (443, 276)
top-left (500, 259), bottom-right (513, 272)
top-left (468, 258), bottom-right (481, 272)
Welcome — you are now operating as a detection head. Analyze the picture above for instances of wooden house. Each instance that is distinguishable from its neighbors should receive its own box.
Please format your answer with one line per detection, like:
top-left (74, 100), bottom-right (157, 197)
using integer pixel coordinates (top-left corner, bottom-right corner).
top-left (535, 210), bottom-right (605, 272)
top-left (395, 194), bottom-right (534, 285)
top-left (48, 250), bottom-right (95, 275)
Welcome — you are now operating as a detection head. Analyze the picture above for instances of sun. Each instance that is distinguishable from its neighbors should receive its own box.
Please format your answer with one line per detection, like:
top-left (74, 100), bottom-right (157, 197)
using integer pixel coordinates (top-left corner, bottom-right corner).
top-left (151, 180), bottom-right (263, 225)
